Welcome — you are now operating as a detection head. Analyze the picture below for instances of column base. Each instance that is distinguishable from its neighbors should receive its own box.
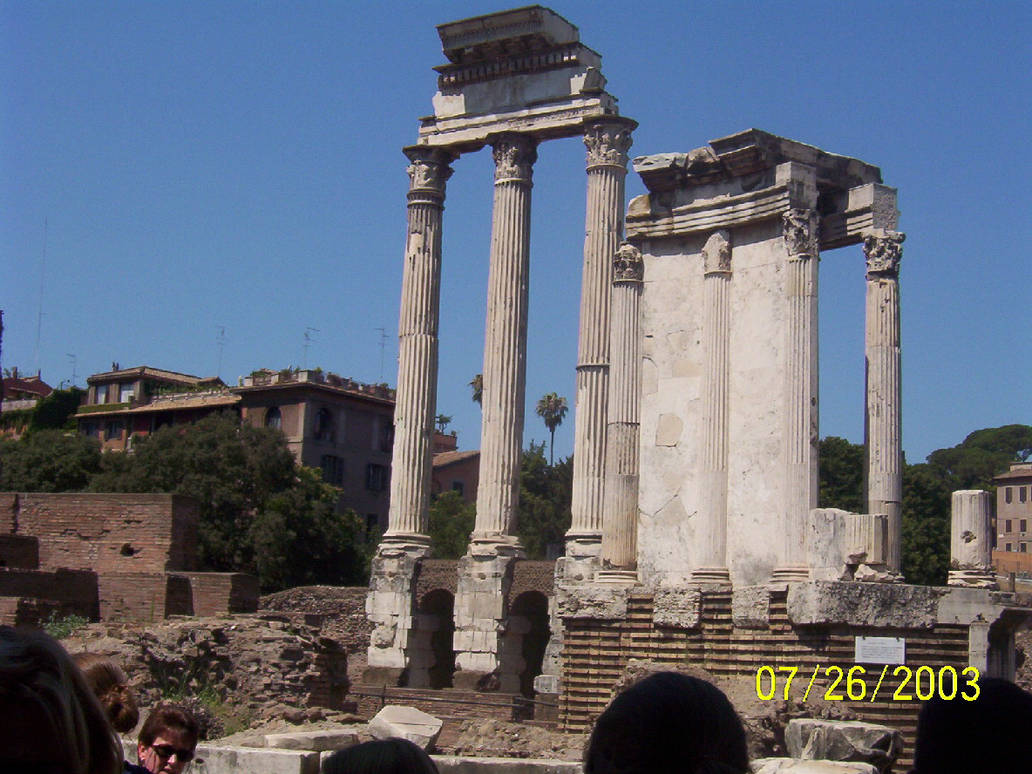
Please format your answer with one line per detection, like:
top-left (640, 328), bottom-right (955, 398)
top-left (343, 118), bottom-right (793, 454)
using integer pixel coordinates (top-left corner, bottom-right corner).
top-left (948, 569), bottom-right (998, 590)
top-left (690, 566), bottom-right (731, 585)
top-left (771, 565), bottom-right (811, 582)
top-left (467, 533), bottom-right (524, 558)
top-left (596, 568), bottom-right (639, 585)
top-left (378, 532), bottom-right (432, 556)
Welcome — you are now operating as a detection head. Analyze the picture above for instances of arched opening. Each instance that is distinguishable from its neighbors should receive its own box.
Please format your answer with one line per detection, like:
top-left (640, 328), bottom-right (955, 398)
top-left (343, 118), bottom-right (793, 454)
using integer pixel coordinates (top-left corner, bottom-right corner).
top-left (265, 406), bottom-right (282, 429)
top-left (508, 590), bottom-right (550, 697)
top-left (419, 588), bottom-right (455, 689)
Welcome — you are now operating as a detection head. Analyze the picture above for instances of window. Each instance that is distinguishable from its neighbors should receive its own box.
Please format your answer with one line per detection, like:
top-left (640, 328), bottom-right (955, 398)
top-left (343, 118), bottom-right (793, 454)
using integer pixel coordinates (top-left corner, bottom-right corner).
top-left (366, 513), bottom-right (380, 536)
top-left (451, 481), bottom-right (465, 496)
top-left (265, 406), bottom-right (282, 430)
top-left (320, 455), bottom-right (344, 485)
top-left (119, 383), bottom-right (134, 402)
top-left (366, 463), bottom-right (388, 492)
top-left (105, 420), bottom-right (124, 441)
top-left (1021, 487), bottom-right (1028, 503)
top-left (314, 408), bottom-right (335, 442)
top-left (96, 384), bottom-right (108, 404)
top-left (82, 422), bottom-right (99, 438)
top-left (379, 420), bottom-right (394, 453)
top-left (1023, 520), bottom-right (1028, 533)
top-left (1006, 543), bottom-right (1013, 552)
top-left (1022, 544), bottom-right (1028, 553)
top-left (1006, 487), bottom-right (1013, 504)
top-left (1006, 520), bottom-right (1013, 533)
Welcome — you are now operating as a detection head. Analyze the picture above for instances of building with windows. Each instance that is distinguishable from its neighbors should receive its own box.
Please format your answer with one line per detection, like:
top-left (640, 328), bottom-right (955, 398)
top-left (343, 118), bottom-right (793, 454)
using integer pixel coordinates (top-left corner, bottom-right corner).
top-left (236, 369), bottom-right (395, 533)
top-left (1, 368), bottom-right (53, 438)
top-left (995, 462), bottom-right (1032, 554)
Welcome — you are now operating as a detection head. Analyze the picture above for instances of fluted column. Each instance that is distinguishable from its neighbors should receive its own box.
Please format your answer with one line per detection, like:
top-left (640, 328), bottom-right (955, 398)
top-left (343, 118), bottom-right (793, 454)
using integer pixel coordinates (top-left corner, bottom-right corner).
top-left (598, 243), bottom-right (643, 582)
top-left (692, 230), bottom-right (733, 584)
top-left (948, 490), bottom-right (997, 588)
top-left (383, 146), bottom-right (455, 545)
top-left (864, 229), bottom-right (905, 572)
top-left (472, 134), bottom-right (537, 548)
top-left (568, 117), bottom-right (636, 555)
top-left (772, 209), bottom-right (819, 581)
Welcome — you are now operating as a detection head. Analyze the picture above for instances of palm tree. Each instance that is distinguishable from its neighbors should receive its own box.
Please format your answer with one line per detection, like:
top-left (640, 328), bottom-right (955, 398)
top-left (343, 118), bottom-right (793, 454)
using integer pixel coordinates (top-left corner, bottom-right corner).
top-left (470, 373), bottom-right (483, 406)
top-left (435, 414), bottom-right (452, 433)
top-left (536, 392), bottom-right (568, 465)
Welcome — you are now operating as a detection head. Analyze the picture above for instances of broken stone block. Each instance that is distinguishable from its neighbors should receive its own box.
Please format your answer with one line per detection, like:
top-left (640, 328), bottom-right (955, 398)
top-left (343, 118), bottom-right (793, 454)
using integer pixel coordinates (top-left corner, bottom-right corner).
top-left (264, 730), bottom-right (359, 751)
top-left (751, 760), bottom-right (879, 774)
top-left (368, 705), bottom-right (443, 751)
top-left (785, 719), bottom-right (902, 773)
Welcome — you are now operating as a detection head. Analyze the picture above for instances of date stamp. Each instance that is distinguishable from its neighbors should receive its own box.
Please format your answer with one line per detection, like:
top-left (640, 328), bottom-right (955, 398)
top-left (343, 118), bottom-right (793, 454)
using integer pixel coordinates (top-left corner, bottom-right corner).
top-left (754, 665), bottom-right (980, 702)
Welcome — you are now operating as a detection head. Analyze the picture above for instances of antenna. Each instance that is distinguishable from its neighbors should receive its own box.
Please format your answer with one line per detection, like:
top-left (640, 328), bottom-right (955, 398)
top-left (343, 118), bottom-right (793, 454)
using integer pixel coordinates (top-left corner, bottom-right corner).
top-left (66, 353), bottom-right (77, 387)
top-left (303, 327), bottom-right (320, 369)
top-left (375, 327), bottom-right (389, 381)
top-left (215, 326), bottom-right (226, 377)
top-left (34, 218), bottom-right (47, 375)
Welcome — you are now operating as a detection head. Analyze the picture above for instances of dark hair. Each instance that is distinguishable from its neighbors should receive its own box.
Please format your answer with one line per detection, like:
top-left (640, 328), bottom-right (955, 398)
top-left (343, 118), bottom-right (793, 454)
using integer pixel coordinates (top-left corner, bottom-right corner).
top-left (585, 671), bottom-right (750, 774)
top-left (0, 626), bottom-right (121, 774)
top-left (913, 676), bottom-right (1032, 773)
top-left (138, 704), bottom-right (199, 749)
top-left (72, 652), bottom-right (140, 733)
top-left (321, 738), bottom-right (439, 774)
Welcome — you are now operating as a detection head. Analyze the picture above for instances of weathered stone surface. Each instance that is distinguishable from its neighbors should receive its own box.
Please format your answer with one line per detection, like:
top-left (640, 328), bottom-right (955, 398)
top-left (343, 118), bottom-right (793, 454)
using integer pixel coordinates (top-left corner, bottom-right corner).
top-left (785, 719), bottom-right (902, 773)
top-left (732, 585), bottom-right (770, 628)
top-left (368, 705), bottom-right (443, 751)
top-left (264, 730), bottom-right (358, 751)
top-left (752, 760), bottom-right (878, 774)
top-left (432, 757), bottom-right (582, 773)
top-left (652, 587), bottom-right (701, 629)
top-left (787, 581), bottom-right (939, 628)
top-left (555, 583), bottom-right (629, 620)
top-left (183, 745), bottom-right (319, 774)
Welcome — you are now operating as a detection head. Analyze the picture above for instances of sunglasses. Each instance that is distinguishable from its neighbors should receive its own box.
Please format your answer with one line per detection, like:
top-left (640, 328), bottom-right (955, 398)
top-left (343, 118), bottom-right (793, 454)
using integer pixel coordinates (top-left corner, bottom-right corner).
top-left (149, 744), bottom-right (195, 763)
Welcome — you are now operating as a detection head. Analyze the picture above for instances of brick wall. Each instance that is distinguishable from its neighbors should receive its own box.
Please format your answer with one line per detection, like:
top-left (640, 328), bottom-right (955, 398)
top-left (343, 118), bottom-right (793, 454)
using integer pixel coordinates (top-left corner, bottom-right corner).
top-left (0, 534), bottom-right (39, 569)
top-left (0, 567), bottom-right (99, 620)
top-left (416, 559), bottom-right (459, 600)
top-left (0, 493), bottom-right (17, 532)
top-left (5, 492), bottom-right (199, 573)
top-left (173, 572), bottom-right (260, 616)
top-left (98, 573), bottom-right (172, 622)
top-left (511, 560), bottom-right (555, 599)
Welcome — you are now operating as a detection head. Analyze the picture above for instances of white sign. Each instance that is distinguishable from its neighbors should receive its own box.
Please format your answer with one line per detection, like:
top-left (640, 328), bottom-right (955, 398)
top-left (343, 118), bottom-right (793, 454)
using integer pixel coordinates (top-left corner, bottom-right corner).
top-left (854, 636), bottom-right (906, 665)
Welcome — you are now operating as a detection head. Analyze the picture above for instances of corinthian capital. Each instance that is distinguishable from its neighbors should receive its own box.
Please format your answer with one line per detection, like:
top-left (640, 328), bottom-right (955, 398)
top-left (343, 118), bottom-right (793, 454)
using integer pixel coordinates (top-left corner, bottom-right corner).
top-left (492, 134), bottom-right (537, 182)
top-left (702, 230), bottom-right (732, 275)
top-left (863, 230), bottom-right (905, 277)
top-left (404, 146), bottom-right (455, 196)
top-left (782, 209), bottom-right (819, 257)
top-left (613, 242), bottom-right (644, 283)
top-left (584, 119), bottom-right (635, 170)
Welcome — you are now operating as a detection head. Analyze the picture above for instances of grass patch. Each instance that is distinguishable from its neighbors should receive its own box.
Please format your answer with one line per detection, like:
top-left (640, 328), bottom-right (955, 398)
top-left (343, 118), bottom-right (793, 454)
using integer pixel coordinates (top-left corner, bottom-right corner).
top-left (42, 611), bottom-right (89, 640)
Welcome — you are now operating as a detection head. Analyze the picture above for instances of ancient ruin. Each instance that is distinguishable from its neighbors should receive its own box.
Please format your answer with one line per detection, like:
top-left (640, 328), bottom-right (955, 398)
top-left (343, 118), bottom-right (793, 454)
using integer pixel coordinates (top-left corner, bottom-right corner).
top-left (363, 5), bottom-right (1031, 768)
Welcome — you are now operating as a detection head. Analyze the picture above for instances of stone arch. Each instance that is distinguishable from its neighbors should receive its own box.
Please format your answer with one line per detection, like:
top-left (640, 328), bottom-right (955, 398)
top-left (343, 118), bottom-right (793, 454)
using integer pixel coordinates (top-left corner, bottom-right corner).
top-left (418, 588), bottom-right (456, 689)
top-left (506, 589), bottom-right (550, 697)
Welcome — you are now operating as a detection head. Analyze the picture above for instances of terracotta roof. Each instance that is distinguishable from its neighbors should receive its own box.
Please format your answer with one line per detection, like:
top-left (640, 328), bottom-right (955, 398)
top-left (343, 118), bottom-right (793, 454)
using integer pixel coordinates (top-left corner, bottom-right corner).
top-left (996, 465), bottom-right (1032, 482)
top-left (2, 376), bottom-right (53, 399)
top-left (432, 449), bottom-right (480, 468)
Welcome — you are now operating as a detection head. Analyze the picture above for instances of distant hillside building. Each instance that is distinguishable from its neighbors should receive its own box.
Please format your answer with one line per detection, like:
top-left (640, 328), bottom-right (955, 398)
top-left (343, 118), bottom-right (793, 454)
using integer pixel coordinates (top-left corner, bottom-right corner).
top-left (1, 368), bottom-right (54, 438)
top-left (995, 462), bottom-right (1032, 554)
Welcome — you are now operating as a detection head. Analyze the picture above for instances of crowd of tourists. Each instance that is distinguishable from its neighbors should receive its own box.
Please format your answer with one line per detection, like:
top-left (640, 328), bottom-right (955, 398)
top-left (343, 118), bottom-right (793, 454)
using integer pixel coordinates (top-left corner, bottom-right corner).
top-left (4, 623), bottom-right (1032, 773)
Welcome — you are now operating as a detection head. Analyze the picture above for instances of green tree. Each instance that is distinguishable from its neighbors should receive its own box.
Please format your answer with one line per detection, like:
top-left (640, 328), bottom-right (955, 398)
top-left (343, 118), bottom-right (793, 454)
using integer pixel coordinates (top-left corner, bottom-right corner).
top-left (900, 463), bottom-right (952, 585)
top-left (535, 392), bottom-right (568, 465)
top-left (470, 374), bottom-right (483, 406)
top-left (516, 442), bottom-right (572, 559)
top-left (927, 424), bottom-right (1032, 492)
top-left (427, 490), bottom-right (476, 559)
top-left (435, 414), bottom-right (453, 433)
top-left (0, 430), bottom-right (101, 492)
top-left (818, 436), bottom-right (865, 512)
top-left (29, 387), bottom-right (87, 431)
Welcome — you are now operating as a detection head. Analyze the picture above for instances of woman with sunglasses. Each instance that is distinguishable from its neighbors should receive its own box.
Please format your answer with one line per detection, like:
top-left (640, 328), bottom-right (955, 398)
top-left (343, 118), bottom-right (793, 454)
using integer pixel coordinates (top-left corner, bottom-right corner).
top-left (133, 704), bottom-right (199, 774)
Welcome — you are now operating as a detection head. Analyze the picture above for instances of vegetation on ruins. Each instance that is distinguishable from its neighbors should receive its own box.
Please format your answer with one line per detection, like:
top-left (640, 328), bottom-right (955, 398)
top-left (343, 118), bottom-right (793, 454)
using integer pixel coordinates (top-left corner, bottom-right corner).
top-left (819, 424), bottom-right (1032, 586)
top-left (469, 373), bottom-right (483, 406)
top-left (1, 412), bottom-right (371, 591)
top-left (427, 490), bottom-right (476, 559)
top-left (535, 392), bottom-right (568, 465)
top-left (0, 386), bottom-right (85, 432)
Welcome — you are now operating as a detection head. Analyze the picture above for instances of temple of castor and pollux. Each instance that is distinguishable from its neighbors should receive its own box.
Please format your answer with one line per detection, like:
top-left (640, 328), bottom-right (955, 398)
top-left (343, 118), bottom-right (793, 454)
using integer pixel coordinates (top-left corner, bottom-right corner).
top-left (364, 4), bottom-right (1031, 744)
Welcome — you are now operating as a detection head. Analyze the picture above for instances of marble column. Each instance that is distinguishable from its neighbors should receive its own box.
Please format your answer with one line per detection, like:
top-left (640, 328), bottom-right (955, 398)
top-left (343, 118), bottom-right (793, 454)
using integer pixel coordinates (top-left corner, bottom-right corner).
top-left (772, 209), bottom-right (819, 582)
top-left (598, 242), bottom-right (643, 582)
top-left (948, 490), bottom-right (997, 589)
top-left (567, 117), bottom-right (636, 560)
top-left (692, 230), bottom-right (733, 584)
top-left (864, 230), bottom-right (905, 572)
top-left (383, 146), bottom-right (455, 546)
top-left (471, 133), bottom-right (537, 550)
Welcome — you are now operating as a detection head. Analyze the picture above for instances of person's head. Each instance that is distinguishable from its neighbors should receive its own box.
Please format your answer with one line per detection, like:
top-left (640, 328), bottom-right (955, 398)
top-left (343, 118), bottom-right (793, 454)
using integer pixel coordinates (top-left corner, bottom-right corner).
top-left (585, 671), bottom-right (750, 774)
top-left (72, 652), bottom-right (139, 734)
top-left (321, 738), bottom-right (439, 774)
top-left (0, 625), bottom-right (121, 774)
top-left (912, 676), bottom-right (1032, 773)
top-left (137, 704), bottom-right (199, 774)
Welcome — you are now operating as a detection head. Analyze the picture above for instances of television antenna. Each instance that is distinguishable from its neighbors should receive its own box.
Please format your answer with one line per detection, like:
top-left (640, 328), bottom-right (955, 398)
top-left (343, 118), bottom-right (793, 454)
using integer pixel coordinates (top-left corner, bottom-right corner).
top-left (303, 327), bottom-right (320, 369)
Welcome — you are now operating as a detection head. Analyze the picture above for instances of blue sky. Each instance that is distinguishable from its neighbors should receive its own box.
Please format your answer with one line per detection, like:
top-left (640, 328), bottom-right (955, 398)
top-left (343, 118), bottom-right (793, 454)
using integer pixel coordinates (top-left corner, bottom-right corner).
top-left (2, 0), bottom-right (1029, 464)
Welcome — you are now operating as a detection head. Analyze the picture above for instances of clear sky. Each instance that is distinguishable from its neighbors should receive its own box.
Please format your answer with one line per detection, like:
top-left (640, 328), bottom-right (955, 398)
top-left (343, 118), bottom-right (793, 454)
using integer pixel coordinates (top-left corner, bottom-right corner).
top-left (2, 0), bottom-right (1029, 464)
